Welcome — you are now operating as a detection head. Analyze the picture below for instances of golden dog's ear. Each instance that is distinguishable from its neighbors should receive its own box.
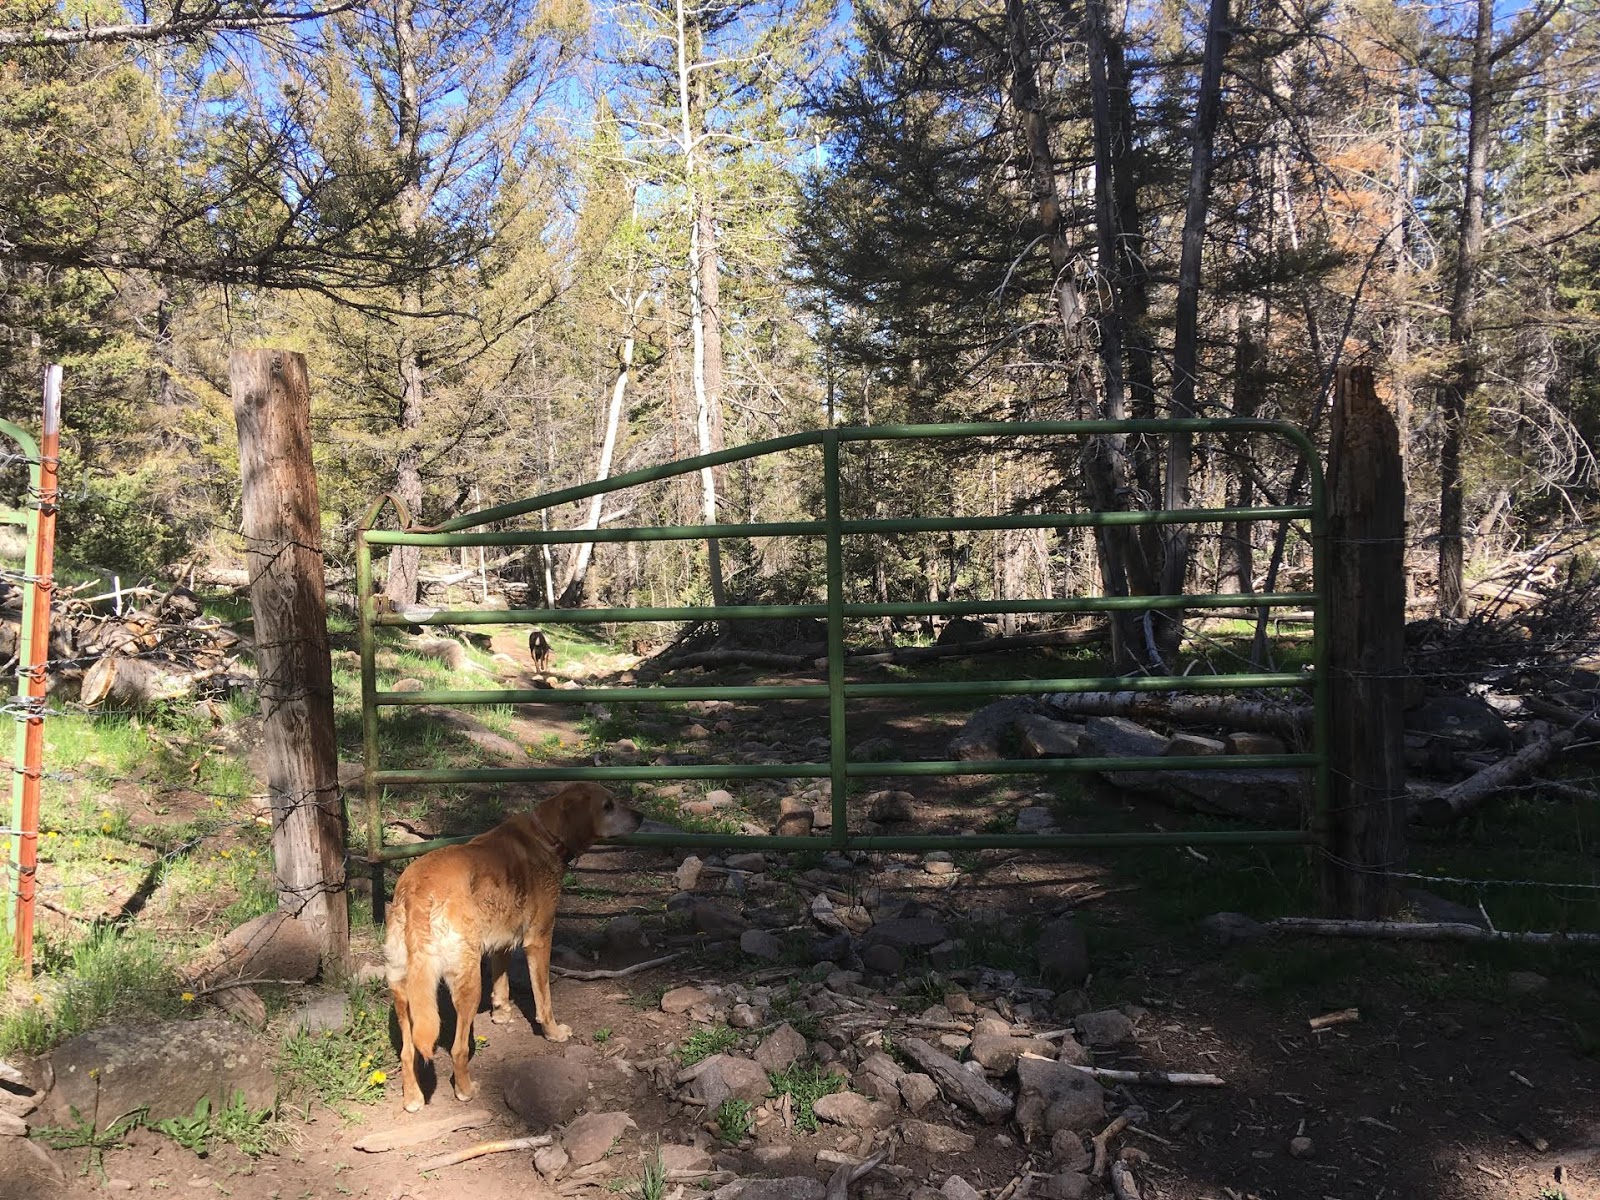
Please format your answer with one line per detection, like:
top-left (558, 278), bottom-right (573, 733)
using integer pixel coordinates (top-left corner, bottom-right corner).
top-left (542, 782), bottom-right (618, 845)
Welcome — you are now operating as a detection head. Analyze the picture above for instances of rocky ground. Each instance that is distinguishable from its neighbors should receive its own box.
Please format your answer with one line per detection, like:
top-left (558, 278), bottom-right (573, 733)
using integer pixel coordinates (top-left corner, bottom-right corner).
top-left (4, 630), bottom-right (1600, 1200)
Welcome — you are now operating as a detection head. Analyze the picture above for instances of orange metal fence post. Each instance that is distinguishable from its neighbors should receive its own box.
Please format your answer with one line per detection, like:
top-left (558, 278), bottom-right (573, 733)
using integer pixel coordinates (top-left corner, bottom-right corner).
top-left (13, 366), bottom-right (60, 970)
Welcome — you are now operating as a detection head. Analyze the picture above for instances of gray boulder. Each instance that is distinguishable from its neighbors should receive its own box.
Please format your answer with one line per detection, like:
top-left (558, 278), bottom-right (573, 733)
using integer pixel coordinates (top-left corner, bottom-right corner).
top-left (505, 1056), bottom-right (590, 1129)
top-left (44, 1017), bottom-right (274, 1124)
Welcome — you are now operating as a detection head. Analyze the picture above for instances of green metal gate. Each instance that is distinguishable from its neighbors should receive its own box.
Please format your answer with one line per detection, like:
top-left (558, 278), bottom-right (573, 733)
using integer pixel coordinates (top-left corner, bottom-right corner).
top-left (357, 420), bottom-right (1326, 917)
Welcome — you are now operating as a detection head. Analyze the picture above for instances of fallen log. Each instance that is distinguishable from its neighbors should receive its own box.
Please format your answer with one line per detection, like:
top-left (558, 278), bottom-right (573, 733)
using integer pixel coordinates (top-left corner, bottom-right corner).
top-left (659, 648), bottom-right (813, 672)
top-left (839, 624), bottom-right (1107, 667)
top-left (1522, 695), bottom-right (1600, 738)
top-left (1038, 689), bottom-right (1310, 735)
top-left (900, 1037), bottom-right (1014, 1123)
top-left (1412, 729), bottom-right (1577, 826)
top-left (79, 655), bottom-right (223, 707)
top-left (825, 1149), bottom-right (889, 1200)
top-left (1091, 1108), bottom-right (1143, 1178)
top-left (1268, 917), bottom-right (1600, 947)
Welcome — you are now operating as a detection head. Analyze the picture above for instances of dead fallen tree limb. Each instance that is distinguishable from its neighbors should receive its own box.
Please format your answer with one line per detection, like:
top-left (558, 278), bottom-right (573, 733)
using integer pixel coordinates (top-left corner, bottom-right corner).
top-left (1269, 917), bottom-right (1600, 947)
top-left (415, 1133), bottom-right (551, 1172)
top-left (1109, 1161), bottom-right (1144, 1200)
top-left (1059, 1063), bottom-right (1224, 1088)
top-left (1412, 729), bottom-right (1577, 825)
top-left (839, 625), bottom-right (1107, 667)
top-left (1522, 695), bottom-right (1600, 738)
top-left (659, 648), bottom-right (813, 672)
top-left (1038, 689), bottom-right (1310, 735)
top-left (549, 952), bottom-right (680, 980)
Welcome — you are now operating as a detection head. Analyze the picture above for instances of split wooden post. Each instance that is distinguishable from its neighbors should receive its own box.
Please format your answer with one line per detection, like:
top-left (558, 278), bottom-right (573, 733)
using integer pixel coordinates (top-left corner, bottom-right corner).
top-left (230, 349), bottom-right (348, 970)
top-left (1318, 364), bottom-right (1408, 918)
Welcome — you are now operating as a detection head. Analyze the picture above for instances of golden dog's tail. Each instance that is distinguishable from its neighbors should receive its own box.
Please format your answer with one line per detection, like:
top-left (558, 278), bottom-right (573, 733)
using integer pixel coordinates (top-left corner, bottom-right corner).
top-left (384, 903), bottom-right (442, 1058)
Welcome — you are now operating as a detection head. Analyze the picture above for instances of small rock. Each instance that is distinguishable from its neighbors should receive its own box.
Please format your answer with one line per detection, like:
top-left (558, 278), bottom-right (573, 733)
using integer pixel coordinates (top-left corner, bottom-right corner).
top-left (727, 851), bottom-right (767, 872)
top-left (660, 1143), bottom-right (714, 1173)
top-left (1015, 716), bottom-right (1087, 759)
top-left (104, 1180), bottom-right (134, 1193)
top-left (969, 1034), bottom-right (1055, 1075)
top-left (1040, 1172), bottom-right (1093, 1200)
top-left (1015, 1056), bottom-right (1105, 1141)
top-left (755, 1024), bottom-right (808, 1074)
top-left (1074, 1009), bottom-right (1135, 1047)
top-left (1200, 911), bottom-right (1265, 945)
top-left (1225, 731), bottom-right (1287, 756)
top-left (730, 1003), bottom-right (762, 1029)
top-left (685, 724), bottom-right (711, 740)
top-left (861, 944), bottom-right (904, 976)
top-left (945, 992), bottom-right (975, 1016)
top-left (1015, 806), bottom-right (1057, 833)
top-left (1036, 917), bottom-right (1089, 987)
top-left (692, 901), bottom-right (749, 939)
top-left (662, 986), bottom-right (712, 1015)
top-left (392, 677), bottom-right (425, 692)
top-left (941, 1178), bottom-right (983, 1200)
top-left (1051, 1129), bottom-right (1091, 1171)
top-left (899, 1073), bottom-right (939, 1113)
top-left (604, 915), bottom-right (651, 961)
top-left (562, 1111), bottom-right (636, 1167)
top-left (813, 1091), bottom-right (895, 1129)
top-left (504, 1058), bottom-right (589, 1129)
top-left (294, 993), bottom-right (351, 1034)
top-left (1056, 1037), bottom-right (1092, 1067)
top-left (740, 929), bottom-right (784, 962)
top-left (1508, 971), bottom-right (1549, 997)
top-left (924, 853), bottom-right (957, 877)
top-left (1288, 1135), bottom-right (1315, 1159)
top-left (902, 1119), bottom-right (975, 1153)
top-left (534, 1144), bottom-right (570, 1178)
top-left (1165, 732), bottom-right (1226, 757)
top-left (675, 856), bottom-right (704, 891)
top-left (866, 790), bottom-right (916, 822)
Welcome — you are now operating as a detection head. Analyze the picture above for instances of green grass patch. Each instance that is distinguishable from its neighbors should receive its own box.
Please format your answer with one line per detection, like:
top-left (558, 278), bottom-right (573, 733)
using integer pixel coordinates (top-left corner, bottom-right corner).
top-left (766, 1063), bottom-right (842, 1132)
top-left (675, 1024), bottom-right (739, 1066)
top-left (714, 1097), bottom-right (753, 1143)
top-left (152, 1090), bottom-right (283, 1158)
top-left (0, 926), bottom-right (183, 1056)
top-left (276, 987), bottom-right (393, 1116)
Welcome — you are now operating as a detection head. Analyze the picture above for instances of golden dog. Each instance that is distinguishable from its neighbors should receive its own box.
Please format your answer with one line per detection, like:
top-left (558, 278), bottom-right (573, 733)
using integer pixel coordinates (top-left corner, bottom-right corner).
top-left (384, 783), bottom-right (642, 1111)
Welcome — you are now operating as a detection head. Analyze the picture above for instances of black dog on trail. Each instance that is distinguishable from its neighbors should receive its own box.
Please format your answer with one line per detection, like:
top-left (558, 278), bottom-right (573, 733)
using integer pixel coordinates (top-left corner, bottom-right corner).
top-left (528, 628), bottom-right (553, 673)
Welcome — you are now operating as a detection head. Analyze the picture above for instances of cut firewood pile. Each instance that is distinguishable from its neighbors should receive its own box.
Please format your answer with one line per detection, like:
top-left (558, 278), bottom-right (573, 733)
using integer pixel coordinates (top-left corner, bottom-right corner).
top-left (0, 581), bottom-right (255, 707)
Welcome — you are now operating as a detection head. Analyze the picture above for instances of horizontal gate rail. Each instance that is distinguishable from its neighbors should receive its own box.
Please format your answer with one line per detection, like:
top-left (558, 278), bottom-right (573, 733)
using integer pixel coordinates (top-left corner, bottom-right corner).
top-left (357, 420), bottom-right (1327, 921)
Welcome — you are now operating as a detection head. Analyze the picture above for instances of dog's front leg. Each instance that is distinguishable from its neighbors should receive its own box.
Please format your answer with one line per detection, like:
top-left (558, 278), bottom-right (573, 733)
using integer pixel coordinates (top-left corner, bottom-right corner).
top-left (524, 920), bottom-right (570, 1042)
top-left (488, 949), bottom-right (517, 1025)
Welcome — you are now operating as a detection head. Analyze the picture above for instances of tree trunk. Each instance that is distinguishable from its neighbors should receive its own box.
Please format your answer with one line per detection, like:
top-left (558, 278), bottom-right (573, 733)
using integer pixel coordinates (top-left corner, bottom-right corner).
top-left (676, 0), bottom-right (726, 606)
top-left (385, 0), bottom-right (425, 611)
top-left (229, 350), bottom-right (348, 970)
top-left (1081, 0), bottom-right (1163, 668)
top-left (1437, 0), bottom-right (1494, 619)
top-left (1159, 0), bottom-right (1231, 658)
top-left (562, 296), bottom-right (637, 606)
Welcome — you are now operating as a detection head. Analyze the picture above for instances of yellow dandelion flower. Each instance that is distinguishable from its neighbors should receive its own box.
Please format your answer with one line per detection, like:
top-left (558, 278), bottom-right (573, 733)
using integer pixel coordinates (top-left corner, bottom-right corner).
top-left (100, 823), bottom-right (112, 834)
top-left (181, 991), bottom-right (195, 1003)
top-left (31, 993), bottom-right (42, 1005)
top-left (368, 1070), bottom-right (387, 1085)
top-left (46, 831), bottom-right (57, 839)
top-left (219, 850), bottom-right (231, 860)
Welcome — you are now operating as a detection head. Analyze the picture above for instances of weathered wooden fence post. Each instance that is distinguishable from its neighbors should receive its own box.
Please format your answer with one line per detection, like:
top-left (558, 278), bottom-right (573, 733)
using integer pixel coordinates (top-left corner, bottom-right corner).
top-left (231, 349), bottom-right (348, 969)
top-left (1319, 364), bottom-right (1408, 918)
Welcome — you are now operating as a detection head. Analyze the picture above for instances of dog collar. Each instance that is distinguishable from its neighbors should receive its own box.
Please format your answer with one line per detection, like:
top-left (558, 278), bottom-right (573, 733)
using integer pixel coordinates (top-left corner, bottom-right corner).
top-left (529, 813), bottom-right (570, 863)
